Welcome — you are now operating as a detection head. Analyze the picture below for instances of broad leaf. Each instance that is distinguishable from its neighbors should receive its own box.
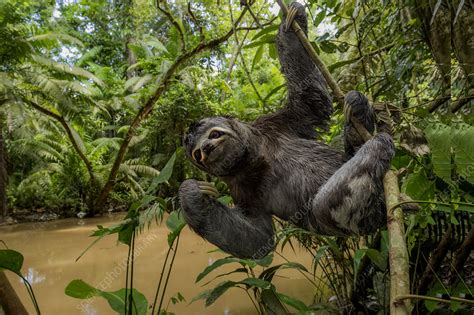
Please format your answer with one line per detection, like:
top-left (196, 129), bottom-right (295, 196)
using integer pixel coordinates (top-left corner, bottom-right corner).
top-left (166, 211), bottom-right (186, 246)
top-left (0, 249), bottom-right (24, 274)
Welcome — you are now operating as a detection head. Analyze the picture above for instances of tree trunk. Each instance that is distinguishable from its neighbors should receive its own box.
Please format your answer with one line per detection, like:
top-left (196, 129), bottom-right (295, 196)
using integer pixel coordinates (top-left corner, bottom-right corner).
top-left (0, 272), bottom-right (28, 315)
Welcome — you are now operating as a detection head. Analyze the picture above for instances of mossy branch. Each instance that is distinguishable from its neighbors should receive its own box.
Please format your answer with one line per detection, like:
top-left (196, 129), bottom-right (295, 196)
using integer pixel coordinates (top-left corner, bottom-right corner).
top-left (275, 1), bottom-right (410, 313)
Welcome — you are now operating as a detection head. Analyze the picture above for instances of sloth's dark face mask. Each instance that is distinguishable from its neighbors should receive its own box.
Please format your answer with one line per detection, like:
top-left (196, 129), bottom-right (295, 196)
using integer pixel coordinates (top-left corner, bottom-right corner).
top-left (184, 117), bottom-right (247, 176)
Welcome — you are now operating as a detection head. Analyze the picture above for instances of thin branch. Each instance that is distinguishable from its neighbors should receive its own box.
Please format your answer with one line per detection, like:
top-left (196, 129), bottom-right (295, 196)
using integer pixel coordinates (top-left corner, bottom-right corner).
top-left (156, 1), bottom-right (186, 51)
top-left (351, 15), bottom-right (370, 96)
top-left (228, 1), bottom-right (266, 108)
top-left (395, 294), bottom-right (474, 305)
top-left (187, 2), bottom-right (204, 41)
top-left (95, 7), bottom-right (249, 210)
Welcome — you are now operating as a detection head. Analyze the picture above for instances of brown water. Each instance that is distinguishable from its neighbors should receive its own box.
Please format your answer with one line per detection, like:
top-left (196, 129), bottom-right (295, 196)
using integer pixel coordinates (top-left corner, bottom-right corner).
top-left (0, 214), bottom-right (316, 314)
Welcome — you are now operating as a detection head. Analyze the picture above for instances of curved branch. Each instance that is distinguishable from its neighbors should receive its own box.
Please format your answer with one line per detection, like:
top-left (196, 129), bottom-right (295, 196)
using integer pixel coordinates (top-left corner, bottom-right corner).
top-left (26, 100), bottom-right (97, 185)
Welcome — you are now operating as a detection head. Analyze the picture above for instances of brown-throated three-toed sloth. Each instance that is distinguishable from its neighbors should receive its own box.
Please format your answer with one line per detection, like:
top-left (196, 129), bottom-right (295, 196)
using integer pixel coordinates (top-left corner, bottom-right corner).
top-left (178, 2), bottom-right (394, 259)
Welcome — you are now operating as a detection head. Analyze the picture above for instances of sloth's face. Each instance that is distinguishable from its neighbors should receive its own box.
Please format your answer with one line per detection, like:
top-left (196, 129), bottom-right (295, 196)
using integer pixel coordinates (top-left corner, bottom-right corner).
top-left (184, 117), bottom-right (247, 176)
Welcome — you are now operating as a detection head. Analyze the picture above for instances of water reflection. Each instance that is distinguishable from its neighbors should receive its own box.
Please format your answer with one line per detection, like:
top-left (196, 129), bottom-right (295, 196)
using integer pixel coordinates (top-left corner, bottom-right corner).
top-left (23, 267), bottom-right (46, 285)
top-left (0, 214), bottom-right (315, 314)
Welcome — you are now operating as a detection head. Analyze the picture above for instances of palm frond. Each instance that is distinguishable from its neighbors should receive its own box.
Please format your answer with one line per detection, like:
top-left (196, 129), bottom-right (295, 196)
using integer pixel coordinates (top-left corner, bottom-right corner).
top-left (138, 202), bottom-right (165, 231)
top-left (27, 33), bottom-right (85, 48)
top-left (32, 55), bottom-right (104, 87)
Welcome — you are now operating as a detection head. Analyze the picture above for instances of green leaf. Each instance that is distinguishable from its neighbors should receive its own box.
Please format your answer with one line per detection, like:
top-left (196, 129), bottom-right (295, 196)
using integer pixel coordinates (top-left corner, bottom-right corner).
top-left (129, 195), bottom-right (157, 213)
top-left (354, 249), bottom-right (387, 275)
top-left (313, 245), bottom-right (329, 265)
top-left (259, 262), bottom-right (308, 282)
top-left (452, 123), bottom-right (474, 184)
top-left (276, 292), bottom-right (309, 311)
top-left (67, 124), bottom-right (86, 154)
top-left (365, 249), bottom-right (387, 271)
top-left (65, 280), bottom-right (148, 315)
top-left (217, 195), bottom-right (233, 205)
top-left (319, 41), bottom-right (338, 54)
top-left (425, 123), bottom-right (452, 184)
top-left (65, 279), bottom-right (99, 299)
top-left (260, 289), bottom-right (288, 314)
top-left (196, 257), bottom-right (241, 282)
top-left (118, 221), bottom-right (136, 246)
top-left (102, 289), bottom-right (148, 315)
top-left (263, 84), bottom-right (285, 102)
top-left (401, 170), bottom-right (435, 200)
top-left (328, 58), bottom-right (359, 72)
top-left (353, 249), bottom-right (366, 282)
top-left (267, 43), bottom-right (277, 59)
top-left (251, 24), bottom-right (279, 41)
top-left (205, 281), bottom-right (236, 306)
top-left (239, 278), bottom-right (272, 289)
top-left (28, 33), bottom-right (84, 48)
top-left (254, 253), bottom-right (273, 267)
top-left (244, 34), bottom-right (275, 49)
top-left (313, 10), bottom-right (326, 26)
top-left (252, 45), bottom-right (264, 70)
top-left (0, 249), bottom-right (24, 274)
top-left (147, 152), bottom-right (176, 193)
top-left (144, 35), bottom-right (168, 53)
top-left (166, 211), bottom-right (186, 246)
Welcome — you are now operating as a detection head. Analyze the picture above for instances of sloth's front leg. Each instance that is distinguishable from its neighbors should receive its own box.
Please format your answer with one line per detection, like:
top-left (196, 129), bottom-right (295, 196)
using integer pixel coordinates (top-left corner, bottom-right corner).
top-left (179, 179), bottom-right (275, 259)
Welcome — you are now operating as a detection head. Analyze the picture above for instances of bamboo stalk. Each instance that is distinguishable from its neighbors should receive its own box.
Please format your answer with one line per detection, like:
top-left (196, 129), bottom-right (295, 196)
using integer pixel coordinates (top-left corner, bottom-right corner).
top-left (275, 1), bottom-right (410, 313)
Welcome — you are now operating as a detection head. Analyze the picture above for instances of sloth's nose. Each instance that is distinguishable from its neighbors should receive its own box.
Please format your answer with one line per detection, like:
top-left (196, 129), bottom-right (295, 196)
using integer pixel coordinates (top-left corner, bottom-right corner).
top-left (193, 149), bottom-right (203, 162)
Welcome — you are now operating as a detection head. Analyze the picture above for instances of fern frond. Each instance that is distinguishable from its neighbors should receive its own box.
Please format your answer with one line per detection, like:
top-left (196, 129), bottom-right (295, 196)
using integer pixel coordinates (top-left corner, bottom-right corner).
top-left (127, 164), bottom-right (160, 177)
top-left (138, 202), bottom-right (164, 231)
top-left (118, 164), bottom-right (137, 177)
top-left (90, 137), bottom-right (121, 154)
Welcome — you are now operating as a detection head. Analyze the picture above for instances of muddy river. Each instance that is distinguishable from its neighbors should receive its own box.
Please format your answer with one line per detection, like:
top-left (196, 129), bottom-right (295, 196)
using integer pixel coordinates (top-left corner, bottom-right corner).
top-left (0, 214), bottom-right (316, 314)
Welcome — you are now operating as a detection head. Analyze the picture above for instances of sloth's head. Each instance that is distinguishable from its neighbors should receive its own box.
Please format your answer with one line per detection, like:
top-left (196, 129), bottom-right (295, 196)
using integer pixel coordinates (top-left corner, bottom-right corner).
top-left (184, 117), bottom-right (249, 176)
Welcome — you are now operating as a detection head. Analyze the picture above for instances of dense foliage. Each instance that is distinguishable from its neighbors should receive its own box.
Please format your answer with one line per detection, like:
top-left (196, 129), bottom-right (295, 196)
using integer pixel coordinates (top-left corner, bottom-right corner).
top-left (1, 0), bottom-right (472, 314)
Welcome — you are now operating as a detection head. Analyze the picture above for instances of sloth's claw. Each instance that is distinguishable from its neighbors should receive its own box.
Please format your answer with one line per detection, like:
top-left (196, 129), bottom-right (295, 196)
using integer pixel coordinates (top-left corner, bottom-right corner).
top-left (197, 181), bottom-right (219, 198)
top-left (285, 5), bottom-right (298, 31)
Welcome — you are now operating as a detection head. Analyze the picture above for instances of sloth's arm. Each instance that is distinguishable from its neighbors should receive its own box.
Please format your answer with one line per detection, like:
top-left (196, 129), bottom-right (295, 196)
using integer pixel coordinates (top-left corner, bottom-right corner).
top-left (178, 180), bottom-right (275, 259)
top-left (260, 2), bottom-right (332, 138)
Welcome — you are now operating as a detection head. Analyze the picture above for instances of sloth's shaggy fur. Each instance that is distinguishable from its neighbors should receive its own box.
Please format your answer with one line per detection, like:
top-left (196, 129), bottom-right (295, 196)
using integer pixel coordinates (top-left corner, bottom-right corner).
top-left (179, 2), bottom-right (394, 259)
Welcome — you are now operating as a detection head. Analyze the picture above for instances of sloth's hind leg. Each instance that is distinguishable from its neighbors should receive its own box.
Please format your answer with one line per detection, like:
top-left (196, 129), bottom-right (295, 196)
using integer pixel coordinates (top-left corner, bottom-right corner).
top-left (308, 133), bottom-right (394, 236)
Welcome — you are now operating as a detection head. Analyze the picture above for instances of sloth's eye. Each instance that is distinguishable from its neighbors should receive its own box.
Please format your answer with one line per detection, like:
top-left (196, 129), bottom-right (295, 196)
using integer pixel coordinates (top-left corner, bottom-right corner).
top-left (209, 130), bottom-right (224, 139)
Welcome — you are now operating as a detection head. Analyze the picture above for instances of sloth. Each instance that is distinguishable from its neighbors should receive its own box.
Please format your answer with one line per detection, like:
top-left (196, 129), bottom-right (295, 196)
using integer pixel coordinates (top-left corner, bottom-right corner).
top-left (178, 2), bottom-right (394, 259)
